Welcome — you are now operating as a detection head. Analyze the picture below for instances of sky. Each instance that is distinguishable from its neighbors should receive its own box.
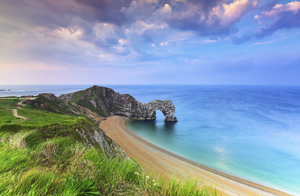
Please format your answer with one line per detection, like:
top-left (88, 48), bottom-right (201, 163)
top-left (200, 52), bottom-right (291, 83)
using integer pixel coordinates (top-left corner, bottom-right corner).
top-left (0, 0), bottom-right (299, 85)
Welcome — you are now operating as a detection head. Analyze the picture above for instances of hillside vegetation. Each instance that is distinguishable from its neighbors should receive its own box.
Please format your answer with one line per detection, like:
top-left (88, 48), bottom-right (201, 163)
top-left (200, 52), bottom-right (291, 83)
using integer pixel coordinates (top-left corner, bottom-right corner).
top-left (0, 94), bottom-right (217, 196)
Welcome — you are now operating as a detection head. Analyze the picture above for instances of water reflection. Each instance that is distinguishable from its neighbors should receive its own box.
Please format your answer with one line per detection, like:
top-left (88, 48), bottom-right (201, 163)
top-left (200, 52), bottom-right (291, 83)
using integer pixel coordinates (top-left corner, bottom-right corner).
top-left (127, 119), bottom-right (177, 139)
top-left (163, 121), bottom-right (176, 132)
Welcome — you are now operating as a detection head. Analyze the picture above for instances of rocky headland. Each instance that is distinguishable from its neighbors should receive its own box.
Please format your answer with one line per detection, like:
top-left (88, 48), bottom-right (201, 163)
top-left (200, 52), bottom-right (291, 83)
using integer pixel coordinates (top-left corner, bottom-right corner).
top-left (58, 85), bottom-right (178, 122)
top-left (22, 85), bottom-right (178, 160)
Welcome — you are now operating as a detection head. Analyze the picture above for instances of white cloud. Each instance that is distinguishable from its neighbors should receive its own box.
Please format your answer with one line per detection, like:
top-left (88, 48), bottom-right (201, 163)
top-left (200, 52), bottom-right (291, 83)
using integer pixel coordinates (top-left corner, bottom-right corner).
top-left (131, 20), bottom-right (167, 34)
top-left (161, 4), bottom-right (172, 14)
top-left (249, 38), bottom-right (282, 46)
top-left (203, 39), bottom-right (217, 44)
top-left (118, 39), bottom-right (128, 45)
top-left (160, 42), bottom-right (168, 46)
top-left (151, 43), bottom-right (155, 47)
top-left (185, 59), bottom-right (201, 63)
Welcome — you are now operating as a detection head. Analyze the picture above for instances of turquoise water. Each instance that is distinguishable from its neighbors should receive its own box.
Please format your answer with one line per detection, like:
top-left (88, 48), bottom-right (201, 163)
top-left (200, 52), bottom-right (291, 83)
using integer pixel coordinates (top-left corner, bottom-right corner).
top-left (1, 85), bottom-right (300, 195)
top-left (121, 85), bottom-right (300, 195)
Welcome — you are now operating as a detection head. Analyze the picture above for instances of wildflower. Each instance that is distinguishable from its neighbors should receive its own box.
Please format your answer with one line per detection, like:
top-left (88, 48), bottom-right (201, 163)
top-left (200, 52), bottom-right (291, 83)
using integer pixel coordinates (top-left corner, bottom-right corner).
top-left (146, 176), bottom-right (149, 179)
top-left (152, 180), bottom-right (155, 182)
top-left (135, 172), bottom-right (139, 176)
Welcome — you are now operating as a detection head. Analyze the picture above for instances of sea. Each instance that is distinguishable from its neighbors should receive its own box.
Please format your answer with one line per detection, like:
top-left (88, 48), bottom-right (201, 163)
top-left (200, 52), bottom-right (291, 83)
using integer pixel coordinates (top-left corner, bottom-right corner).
top-left (1, 84), bottom-right (300, 195)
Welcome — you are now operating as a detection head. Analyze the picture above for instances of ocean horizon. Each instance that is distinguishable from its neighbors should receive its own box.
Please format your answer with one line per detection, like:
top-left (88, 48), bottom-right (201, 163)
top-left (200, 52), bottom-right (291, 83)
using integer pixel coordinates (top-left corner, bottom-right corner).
top-left (1, 84), bottom-right (300, 195)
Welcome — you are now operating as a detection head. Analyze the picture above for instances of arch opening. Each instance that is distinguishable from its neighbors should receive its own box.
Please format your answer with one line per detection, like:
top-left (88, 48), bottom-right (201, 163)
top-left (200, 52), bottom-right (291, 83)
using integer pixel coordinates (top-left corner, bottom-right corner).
top-left (154, 110), bottom-right (165, 121)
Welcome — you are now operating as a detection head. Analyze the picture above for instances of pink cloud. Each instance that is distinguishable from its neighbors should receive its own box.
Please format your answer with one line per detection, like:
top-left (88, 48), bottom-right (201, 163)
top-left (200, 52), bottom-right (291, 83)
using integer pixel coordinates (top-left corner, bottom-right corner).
top-left (209, 0), bottom-right (257, 26)
top-left (252, 1), bottom-right (300, 38)
top-left (256, 1), bottom-right (300, 19)
top-left (166, 0), bottom-right (257, 36)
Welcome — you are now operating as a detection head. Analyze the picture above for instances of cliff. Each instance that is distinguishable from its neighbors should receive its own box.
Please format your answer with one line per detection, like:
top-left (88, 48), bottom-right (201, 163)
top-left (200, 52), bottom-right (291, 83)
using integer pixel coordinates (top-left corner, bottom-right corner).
top-left (58, 85), bottom-right (178, 122)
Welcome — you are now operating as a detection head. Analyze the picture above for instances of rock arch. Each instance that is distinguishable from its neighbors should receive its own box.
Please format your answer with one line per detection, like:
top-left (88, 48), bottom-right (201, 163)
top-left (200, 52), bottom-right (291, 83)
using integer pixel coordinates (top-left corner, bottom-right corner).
top-left (132, 99), bottom-right (178, 122)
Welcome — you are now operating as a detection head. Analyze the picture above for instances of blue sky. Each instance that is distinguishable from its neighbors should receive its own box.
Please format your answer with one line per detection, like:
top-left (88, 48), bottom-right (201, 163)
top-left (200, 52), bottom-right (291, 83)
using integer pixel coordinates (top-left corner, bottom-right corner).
top-left (0, 0), bottom-right (299, 85)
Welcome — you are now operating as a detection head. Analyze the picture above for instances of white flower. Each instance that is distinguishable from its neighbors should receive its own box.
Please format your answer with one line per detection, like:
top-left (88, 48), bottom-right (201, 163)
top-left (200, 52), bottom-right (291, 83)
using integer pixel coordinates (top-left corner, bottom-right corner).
top-left (152, 180), bottom-right (155, 182)
top-left (146, 176), bottom-right (149, 179)
top-left (135, 172), bottom-right (139, 176)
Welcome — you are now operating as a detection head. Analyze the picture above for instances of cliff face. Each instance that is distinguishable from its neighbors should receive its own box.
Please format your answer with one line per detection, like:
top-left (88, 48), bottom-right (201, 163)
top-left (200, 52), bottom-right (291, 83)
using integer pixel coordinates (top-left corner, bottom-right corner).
top-left (58, 85), bottom-right (178, 122)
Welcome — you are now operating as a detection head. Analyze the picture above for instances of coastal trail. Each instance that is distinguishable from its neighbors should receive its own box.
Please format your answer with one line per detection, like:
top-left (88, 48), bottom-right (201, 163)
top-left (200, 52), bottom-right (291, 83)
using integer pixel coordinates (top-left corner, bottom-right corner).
top-left (100, 116), bottom-right (292, 196)
top-left (11, 109), bottom-right (28, 122)
top-left (7, 97), bottom-right (37, 123)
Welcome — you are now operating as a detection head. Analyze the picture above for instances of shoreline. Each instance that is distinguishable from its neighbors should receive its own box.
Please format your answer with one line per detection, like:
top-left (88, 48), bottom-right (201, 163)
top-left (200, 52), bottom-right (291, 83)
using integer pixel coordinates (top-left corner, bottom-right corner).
top-left (100, 116), bottom-right (292, 196)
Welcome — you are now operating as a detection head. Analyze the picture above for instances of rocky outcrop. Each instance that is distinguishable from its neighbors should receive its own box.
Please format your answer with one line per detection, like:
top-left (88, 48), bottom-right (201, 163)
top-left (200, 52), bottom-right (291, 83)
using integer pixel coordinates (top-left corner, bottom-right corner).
top-left (59, 85), bottom-right (178, 122)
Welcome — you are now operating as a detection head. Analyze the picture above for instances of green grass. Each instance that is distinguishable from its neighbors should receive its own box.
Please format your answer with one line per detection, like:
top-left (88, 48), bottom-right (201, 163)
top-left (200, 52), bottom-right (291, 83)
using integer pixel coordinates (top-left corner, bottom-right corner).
top-left (0, 99), bottom-right (77, 128)
top-left (18, 106), bottom-right (78, 127)
top-left (69, 90), bottom-right (86, 104)
top-left (0, 98), bottom-right (219, 196)
top-left (0, 130), bottom-right (218, 196)
top-left (0, 107), bottom-right (23, 125)
top-left (0, 99), bottom-right (19, 109)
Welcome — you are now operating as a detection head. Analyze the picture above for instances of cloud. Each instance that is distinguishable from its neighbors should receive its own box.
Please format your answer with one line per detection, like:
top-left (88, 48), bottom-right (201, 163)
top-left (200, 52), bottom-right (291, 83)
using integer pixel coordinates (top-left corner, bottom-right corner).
top-left (1, 0), bottom-right (299, 75)
top-left (131, 20), bottom-right (166, 34)
top-left (232, 1), bottom-right (300, 44)
top-left (203, 39), bottom-right (217, 44)
top-left (0, 0), bottom-right (260, 52)
top-left (249, 39), bottom-right (279, 46)
top-left (260, 0), bottom-right (279, 12)
top-left (160, 42), bottom-right (168, 46)
top-left (254, 1), bottom-right (300, 38)
top-left (165, 0), bottom-right (257, 36)
top-left (260, 1), bottom-right (300, 18)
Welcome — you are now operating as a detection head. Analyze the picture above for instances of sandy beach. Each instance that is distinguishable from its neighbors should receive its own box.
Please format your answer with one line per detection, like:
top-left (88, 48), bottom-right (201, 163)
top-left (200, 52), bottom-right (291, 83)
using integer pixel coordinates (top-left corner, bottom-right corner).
top-left (100, 116), bottom-right (292, 196)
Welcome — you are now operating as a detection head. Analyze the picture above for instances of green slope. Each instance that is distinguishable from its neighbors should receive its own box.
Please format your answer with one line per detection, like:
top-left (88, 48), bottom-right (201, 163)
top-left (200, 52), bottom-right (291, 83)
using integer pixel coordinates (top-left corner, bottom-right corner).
top-left (0, 98), bottom-right (217, 196)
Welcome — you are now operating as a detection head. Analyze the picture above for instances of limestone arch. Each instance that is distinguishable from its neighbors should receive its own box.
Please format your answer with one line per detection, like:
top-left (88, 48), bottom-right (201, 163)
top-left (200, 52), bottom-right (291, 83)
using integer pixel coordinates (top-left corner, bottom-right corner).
top-left (146, 100), bottom-right (178, 122)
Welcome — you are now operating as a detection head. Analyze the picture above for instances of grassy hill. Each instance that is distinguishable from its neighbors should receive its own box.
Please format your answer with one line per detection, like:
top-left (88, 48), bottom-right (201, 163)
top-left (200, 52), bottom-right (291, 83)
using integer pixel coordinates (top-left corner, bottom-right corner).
top-left (0, 97), bottom-right (217, 196)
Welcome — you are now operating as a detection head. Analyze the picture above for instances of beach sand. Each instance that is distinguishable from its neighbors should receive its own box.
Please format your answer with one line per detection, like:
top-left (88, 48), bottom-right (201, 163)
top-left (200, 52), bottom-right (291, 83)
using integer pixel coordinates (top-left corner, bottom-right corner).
top-left (100, 116), bottom-right (292, 196)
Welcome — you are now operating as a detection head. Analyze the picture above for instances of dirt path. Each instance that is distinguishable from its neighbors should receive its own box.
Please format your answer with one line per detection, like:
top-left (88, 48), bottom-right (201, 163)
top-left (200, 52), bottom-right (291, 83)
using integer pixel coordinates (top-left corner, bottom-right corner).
top-left (11, 109), bottom-right (28, 122)
top-left (11, 97), bottom-right (37, 122)
top-left (16, 100), bottom-right (25, 109)
top-left (100, 116), bottom-right (292, 196)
